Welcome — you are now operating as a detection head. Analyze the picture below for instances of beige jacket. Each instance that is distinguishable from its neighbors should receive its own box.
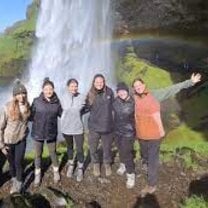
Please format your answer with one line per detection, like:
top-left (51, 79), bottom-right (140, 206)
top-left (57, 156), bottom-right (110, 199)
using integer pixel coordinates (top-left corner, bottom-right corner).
top-left (0, 102), bottom-right (30, 149)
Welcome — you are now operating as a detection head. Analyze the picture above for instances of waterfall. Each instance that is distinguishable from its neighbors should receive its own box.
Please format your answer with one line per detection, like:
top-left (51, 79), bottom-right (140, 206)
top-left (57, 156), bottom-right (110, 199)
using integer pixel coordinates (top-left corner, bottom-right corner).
top-left (27, 0), bottom-right (114, 100)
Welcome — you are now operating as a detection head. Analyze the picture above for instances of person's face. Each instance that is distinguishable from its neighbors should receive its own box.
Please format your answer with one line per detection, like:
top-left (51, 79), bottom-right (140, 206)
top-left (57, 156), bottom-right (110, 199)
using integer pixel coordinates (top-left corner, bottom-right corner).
top-left (43, 84), bottom-right (54, 99)
top-left (117, 90), bottom-right (129, 100)
top-left (15, 93), bottom-right (27, 104)
top-left (133, 80), bottom-right (146, 94)
top-left (68, 82), bottom-right (78, 95)
top-left (94, 77), bottom-right (105, 90)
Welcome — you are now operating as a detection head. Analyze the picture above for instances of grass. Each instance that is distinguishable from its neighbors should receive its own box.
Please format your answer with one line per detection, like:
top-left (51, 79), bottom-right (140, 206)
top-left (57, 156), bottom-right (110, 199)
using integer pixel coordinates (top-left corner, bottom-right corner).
top-left (181, 196), bottom-right (208, 208)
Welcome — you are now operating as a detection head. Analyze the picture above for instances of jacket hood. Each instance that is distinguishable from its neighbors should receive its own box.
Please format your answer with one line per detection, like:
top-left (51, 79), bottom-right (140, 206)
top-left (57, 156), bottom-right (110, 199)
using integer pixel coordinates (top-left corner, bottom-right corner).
top-left (39, 92), bottom-right (60, 104)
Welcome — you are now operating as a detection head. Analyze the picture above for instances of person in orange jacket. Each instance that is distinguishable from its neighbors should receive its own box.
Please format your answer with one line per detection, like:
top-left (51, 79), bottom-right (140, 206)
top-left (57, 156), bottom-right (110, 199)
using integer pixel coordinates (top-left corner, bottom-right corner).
top-left (133, 73), bottom-right (201, 196)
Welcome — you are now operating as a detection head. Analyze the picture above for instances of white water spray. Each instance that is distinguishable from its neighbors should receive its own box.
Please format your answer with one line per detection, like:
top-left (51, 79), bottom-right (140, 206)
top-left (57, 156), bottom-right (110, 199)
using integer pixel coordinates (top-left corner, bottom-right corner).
top-left (27, 0), bottom-right (114, 100)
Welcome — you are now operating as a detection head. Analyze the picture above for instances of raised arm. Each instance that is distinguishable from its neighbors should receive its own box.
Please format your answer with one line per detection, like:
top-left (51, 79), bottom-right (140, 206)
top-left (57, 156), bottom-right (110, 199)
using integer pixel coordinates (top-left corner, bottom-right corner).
top-left (152, 73), bottom-right (201, 102)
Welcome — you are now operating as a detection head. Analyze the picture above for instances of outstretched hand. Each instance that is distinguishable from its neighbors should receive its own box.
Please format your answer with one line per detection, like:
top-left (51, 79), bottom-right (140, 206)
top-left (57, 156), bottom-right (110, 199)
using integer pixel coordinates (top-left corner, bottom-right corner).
top-left (191, 73), bottom-right (201, 84)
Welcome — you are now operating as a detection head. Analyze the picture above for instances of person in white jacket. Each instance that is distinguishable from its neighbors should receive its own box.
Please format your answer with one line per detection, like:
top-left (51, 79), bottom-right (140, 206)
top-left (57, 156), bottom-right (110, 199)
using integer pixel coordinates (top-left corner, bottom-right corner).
top-left (60, 78), bottom-right (86, 182)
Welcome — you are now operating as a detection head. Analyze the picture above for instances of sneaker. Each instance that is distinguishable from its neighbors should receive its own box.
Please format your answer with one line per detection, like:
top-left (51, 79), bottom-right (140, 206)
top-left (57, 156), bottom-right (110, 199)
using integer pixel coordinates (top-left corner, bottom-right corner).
top-left (34, 169), bottom-right (41, 187)
top-left (10, 177), bottom-right (17, 194)
top-left (126, 173), bottom-right (135, 189)
top-left (53, 167), bottom-right (60, 183)
top-left (15, 180), bottom-right (22, 193)
top-left (93, 163), bottom-right (100, 177)
top-left (142, 163), bottom-right (148, 172)
top-left (76, 162), bottom-right (84, 182)
top-left (104, 164), bottom-right (112, 177)
top-left (116, 163), bottom-right (126, 176)
top-left (141, 185), bottom-right (157, 197)
top-left (66, 164), bottom-right (74, 178)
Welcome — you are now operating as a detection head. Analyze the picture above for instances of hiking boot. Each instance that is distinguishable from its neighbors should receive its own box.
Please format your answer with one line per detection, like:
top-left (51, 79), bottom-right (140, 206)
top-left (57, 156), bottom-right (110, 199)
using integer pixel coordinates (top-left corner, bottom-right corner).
top-left (10, 177), bottom-right (17, 194)
top-left (76, 162), bottom-right (84, 182)
top-left (66, 160), bottom-right (74, 178)
top-left (126, 173), bottom-right (135, 189)
top-left (141, 185), bottom-right (157, 197)
top-left (34, 168), bottom-right (41, 187)
top-left (116, 163), bottom-right (126, 176)
top-left (53, 166), bottom-right (60, 183)
top-left (142, 163), bottom-right (148, 172)
top-left (15, 180), bottom-right (22, 193)
top-left (93, 163), bottom-right (100, 177)
top-left (104, 164), bottom-right (112, 177)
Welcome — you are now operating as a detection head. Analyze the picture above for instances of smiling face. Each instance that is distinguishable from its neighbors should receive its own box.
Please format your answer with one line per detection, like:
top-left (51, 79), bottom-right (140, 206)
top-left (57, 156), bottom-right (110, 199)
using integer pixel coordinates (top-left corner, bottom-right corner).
top-left (94, 77), bottom-right (105, 91)
top-left (117, 89), bottom-right (129, 100)
top-left (43, 84), bottom-right (54, 99)
top-left (15, 93), bottom-right (27, 104)
top-left (133, 80), bottom-right (146, 94)
top-left (68, 81), bottom-right (78, 95)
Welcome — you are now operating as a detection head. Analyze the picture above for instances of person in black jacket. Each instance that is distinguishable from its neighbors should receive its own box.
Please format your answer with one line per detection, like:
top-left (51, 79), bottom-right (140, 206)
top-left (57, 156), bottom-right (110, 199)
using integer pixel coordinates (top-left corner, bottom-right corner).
top-left (113, 82), bottom-right (136, 189)
top-left (30, 78), bottom-right (62, 186)
top-left (86, 74), bottom-right (114, 177)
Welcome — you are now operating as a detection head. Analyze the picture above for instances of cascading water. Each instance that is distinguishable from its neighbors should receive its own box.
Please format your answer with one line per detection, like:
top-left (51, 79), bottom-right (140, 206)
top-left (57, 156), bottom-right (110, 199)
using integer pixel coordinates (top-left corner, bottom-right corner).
top-left (27, 0), bottom-right (114, 100)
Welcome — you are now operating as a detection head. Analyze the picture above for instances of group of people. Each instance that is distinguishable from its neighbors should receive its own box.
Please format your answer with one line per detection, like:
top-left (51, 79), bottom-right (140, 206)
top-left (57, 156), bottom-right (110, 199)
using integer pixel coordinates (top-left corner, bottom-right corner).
top-left (0, 72), bottom-right (201, 196)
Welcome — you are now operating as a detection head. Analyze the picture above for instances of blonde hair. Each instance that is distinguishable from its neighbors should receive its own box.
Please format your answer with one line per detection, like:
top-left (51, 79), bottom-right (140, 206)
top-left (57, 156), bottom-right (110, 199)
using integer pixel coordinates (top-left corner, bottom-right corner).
top-left (8, 96), bottom-right (30, 121)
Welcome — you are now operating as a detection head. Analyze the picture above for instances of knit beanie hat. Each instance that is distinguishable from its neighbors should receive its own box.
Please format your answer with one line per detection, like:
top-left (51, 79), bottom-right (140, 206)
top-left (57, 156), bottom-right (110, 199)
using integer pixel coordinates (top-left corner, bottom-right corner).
top-left (42, 77), bottom-right (54, 89)
top-left (13, 79), bottom-right (27, 96)
top-left (116, 82), bottom-right (129, 93)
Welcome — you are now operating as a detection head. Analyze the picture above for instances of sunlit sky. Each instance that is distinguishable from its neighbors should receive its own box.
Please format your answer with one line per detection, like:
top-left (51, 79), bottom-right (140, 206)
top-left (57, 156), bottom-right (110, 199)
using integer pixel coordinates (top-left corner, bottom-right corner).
top-left (0, 0), bottom-right (32, 32)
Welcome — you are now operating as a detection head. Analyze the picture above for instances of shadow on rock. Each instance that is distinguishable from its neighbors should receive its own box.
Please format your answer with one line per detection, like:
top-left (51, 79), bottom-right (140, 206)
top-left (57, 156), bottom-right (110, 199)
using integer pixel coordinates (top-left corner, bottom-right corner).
top-left (189, 174), bottom-right (208, 200)
top-left (0, 187), bottom-right (74, 208)
top-left (133, 194), bottom-right (160, 208)
top-left (85, 201), bottom-right (101, 208)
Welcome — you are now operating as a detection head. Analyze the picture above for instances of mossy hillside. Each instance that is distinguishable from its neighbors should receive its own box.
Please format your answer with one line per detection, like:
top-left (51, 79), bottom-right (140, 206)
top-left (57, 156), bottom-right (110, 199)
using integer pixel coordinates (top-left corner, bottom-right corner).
top-left (0, 0), bottom-right (39, 81)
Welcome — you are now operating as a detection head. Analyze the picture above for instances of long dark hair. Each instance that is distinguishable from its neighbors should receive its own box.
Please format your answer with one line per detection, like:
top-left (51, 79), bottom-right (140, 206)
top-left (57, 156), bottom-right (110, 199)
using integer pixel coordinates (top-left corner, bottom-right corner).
top-left (67, 78), bottom-right (78, 86)
top-left (86, 74), bottom-right (106, 106)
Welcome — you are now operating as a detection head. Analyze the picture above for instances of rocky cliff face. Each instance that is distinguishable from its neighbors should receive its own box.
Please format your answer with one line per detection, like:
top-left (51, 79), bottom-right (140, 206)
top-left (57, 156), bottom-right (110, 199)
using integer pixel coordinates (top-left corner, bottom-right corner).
top-left (112, 0), bottom-right (208, 35)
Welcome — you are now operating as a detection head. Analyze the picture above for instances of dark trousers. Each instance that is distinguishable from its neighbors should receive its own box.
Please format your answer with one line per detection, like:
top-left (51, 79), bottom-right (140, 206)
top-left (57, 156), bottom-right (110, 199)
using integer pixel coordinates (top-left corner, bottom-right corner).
top-left (139, 139), bottom-right (161, 186)
top-left (63, 134), bottom-right (84, 163)
top-left (88, 130), bottom-right (113, 164)
top-left (115, 136), bottom-right (135, 174)
top-left (6, 139), bottom-right (26, 182)
top-left (34, 140), bottom-right (59, 169)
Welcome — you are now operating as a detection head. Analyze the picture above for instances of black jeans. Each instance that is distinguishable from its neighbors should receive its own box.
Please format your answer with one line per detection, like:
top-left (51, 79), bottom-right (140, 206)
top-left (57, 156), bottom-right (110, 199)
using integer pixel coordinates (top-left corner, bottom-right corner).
top-left (88, 130), bottom-right (113, 164)
top-left (6, 139), bottom-right (26, 182)
top-left (63, 134), bottom-right (84, 163)
top-left (115, 136), bottom-right (135, 174)
top-left (34, 140), bottom-right (59, 169)
top-left (139, 139), bottom-right (161, 186)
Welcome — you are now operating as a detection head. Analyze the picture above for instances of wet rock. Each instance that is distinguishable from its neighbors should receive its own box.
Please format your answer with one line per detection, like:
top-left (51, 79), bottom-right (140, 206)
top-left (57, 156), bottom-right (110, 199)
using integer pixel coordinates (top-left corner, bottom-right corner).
top-left (180, 172), bottom-right (186, 177)
top-left (0, 193), bottom-right (33, 208)
top-left (112, 0), bottom-right (208, 35)
top-left (97, 177), bottom-right (111, 184)
top-left (38, 187), bottom-right (70, 207)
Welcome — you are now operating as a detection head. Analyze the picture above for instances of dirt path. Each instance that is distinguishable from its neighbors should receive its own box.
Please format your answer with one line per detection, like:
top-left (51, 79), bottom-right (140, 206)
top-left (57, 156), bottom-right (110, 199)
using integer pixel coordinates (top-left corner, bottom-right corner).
top-left (1, 157), bottom-right (207, 208)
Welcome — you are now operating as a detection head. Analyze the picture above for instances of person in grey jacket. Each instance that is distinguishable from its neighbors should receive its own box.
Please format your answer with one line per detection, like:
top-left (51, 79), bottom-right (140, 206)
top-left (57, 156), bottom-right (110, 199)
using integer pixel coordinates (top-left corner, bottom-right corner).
top-left (133, 73), bottom-right (201, 196)
top-left (60, 78), bottom-right (86, 182)
top-left (0, 80), bottom-right (30, 193)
